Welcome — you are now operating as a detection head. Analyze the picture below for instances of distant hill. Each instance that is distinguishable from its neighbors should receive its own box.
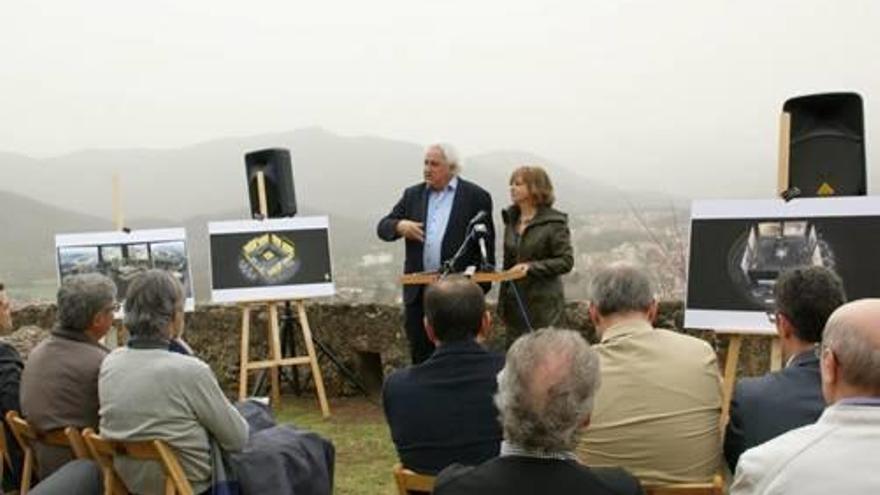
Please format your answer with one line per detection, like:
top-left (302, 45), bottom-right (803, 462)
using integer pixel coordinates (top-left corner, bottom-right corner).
top-left (0, 128), bottom-right (669, 223)
top-left (0, 128), bottom-right (685, 299)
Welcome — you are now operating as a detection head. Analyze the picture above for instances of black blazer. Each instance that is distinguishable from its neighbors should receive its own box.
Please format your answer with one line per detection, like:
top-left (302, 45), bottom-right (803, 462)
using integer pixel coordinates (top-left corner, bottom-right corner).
top-left (382, 339), bottom-right (505, 475)
top-left (435, 456), bottom-right (644, 495)
top-left (724, 350), bottom-right (825, 471)
top-left (377, 178), bottom-right (495, 305)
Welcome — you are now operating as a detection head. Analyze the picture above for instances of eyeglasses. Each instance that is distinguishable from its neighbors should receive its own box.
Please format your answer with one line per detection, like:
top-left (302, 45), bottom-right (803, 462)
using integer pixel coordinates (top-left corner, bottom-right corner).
top-left (105, 303), bottom-right (121, 313)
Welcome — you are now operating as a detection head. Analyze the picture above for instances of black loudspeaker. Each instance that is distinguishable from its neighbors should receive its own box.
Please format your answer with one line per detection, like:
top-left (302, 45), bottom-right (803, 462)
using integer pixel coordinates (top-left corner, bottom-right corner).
top-left (245, 148), bottom-right (297, 218)
top-left (782, 92), bottom-right (866, 197)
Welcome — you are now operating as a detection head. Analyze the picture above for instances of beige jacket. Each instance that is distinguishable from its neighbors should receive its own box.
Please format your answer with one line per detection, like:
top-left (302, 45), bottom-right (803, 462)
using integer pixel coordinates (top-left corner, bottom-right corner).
top-left (577, 320), bottom-right (722, 484)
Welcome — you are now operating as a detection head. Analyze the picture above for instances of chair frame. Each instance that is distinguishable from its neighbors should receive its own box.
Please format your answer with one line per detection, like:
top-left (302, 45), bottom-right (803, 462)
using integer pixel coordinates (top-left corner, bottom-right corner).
top-left (393, 463), bottom-right (436, 495)
top-left (4, 410), bottom-right (88, 494)
top-left (642, 474), bottom-right (725, 495)
top-left (82, 428), bottom-right (193, 495)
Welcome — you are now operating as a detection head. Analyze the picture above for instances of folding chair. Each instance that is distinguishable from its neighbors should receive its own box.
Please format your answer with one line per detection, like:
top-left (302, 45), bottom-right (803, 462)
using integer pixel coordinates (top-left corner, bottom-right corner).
top-left (4, 410), bottom-right (87, 494)
top-left (393, 463), bottom-right (436, 495)
top-left (82, 429), bottom-right (193, 495)
top-left (643, 474), bottom-right (725, 495)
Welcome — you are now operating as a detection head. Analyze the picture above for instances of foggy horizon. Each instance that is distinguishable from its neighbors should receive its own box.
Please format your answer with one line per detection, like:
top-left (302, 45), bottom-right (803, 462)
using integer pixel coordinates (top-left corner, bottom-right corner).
top-left (3, 1), bottom-right (879, 199)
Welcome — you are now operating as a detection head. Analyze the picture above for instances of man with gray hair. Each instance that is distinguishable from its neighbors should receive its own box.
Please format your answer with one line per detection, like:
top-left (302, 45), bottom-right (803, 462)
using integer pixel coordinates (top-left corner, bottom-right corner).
top-left (99, 270), bottom-right (247, 494)
top-left (577, 264), bottom-right (723, 484)
top-left (435, 329), bottom-right (642, 495)
top-left (21, 273), bottom-right (117, 479)
top-left (378, 143), bottom-right (495, 364)
top-left (731, 298), bottom-right (880, 494)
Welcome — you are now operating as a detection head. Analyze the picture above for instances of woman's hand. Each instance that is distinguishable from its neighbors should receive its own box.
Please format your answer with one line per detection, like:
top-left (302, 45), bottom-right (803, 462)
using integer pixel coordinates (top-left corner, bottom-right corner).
top-left (510, 262), bottom-right (530, 276)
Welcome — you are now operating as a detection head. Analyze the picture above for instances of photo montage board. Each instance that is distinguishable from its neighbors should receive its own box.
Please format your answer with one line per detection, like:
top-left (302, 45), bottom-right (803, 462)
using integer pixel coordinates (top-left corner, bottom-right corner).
top-left (685, 197), bottom-right (880, 334)
top-left (208, 216), bottom-right (335, 303)
top-left (55, 228), bottom-right (195, 312)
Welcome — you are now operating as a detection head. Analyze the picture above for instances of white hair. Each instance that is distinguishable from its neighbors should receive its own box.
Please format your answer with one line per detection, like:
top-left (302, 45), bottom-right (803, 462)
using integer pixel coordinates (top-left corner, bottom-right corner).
top-left (427, 143), bottom-right (462, 174)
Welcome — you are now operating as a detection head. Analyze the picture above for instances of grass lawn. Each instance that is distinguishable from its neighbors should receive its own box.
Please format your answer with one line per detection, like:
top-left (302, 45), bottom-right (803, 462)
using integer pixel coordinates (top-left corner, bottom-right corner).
top-left (276, 395), bottom-right (399, 495)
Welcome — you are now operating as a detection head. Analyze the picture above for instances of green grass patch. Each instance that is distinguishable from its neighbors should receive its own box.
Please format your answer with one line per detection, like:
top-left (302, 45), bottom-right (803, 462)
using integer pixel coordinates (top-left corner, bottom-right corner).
top-left (276, 396), bottom-right (398, 495)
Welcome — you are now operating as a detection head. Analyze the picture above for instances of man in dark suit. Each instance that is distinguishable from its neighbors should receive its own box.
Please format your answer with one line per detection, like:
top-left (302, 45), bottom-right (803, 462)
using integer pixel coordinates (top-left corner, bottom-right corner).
top-left (435, 328), bottom-right (643, 495)
top-left (377, 143), bottom-right (495, 364)
top-left (383, 276), bottom-right (504, 475)
top-left (724, 266), bottom-right (847, 471)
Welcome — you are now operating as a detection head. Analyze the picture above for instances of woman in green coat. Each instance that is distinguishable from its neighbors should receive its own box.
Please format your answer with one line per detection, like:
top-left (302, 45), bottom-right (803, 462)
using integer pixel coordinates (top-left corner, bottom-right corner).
top-left (498, 166), bottom-right (574, 348)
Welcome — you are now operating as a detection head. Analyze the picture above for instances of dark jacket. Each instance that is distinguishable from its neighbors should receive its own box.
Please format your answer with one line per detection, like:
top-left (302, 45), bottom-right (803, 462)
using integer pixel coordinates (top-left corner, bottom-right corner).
top-left (435, 456), bottom-right (644, 495)
top-left (377, 178), bottom-right (495, 305)
top-left (724, 349), bottom-right (825, 471)
top-left (0, 343), bottom-right (23, 488)
top-left (498, 205), bottom-right (574, 332)
top-left (382, 339), bottom-right (505, 475)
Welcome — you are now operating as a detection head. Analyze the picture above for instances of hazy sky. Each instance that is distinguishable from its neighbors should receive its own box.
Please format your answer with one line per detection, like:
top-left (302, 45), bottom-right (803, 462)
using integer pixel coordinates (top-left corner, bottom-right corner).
top-left (3, 1), bottom-right (879, 197)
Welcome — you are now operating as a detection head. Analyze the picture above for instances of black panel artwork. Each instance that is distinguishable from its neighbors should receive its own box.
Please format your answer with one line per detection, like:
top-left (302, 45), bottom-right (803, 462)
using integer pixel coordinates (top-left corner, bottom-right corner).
top-left (210, 228), bottom-right (332, 290)
top-left (687, 216), bottom-right (880, 312)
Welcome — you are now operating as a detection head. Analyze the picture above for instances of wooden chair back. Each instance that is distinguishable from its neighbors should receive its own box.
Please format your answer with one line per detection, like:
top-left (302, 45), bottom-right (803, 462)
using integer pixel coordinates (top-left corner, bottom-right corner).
top-left (4, 410), bottom-right (89, 493)
top-left (82, 429), bottom-right (193, 495)
top-left (643, 474), bottom-right (725, 495)
top-left (393, 463), bottom-right (436, 495)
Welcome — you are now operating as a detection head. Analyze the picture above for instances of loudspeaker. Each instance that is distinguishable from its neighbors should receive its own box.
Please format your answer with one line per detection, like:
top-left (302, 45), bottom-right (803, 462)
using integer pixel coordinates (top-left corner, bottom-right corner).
top-left (781, 92), bottom-right (866, 197)
top-left (245, 148), bottom-right (298, 218)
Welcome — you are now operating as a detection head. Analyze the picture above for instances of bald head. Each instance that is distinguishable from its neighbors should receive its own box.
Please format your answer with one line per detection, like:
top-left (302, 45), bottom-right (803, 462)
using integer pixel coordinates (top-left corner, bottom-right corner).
top-left (821, 299), bottom-right (880, 399)
top-left (495, 329), bottom-right (600, 453)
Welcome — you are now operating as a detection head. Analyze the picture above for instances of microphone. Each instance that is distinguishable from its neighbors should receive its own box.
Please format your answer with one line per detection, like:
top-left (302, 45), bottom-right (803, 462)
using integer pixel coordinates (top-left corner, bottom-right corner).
top-left (467, 210), bottom-right (488, 230)
top-left (473, 224), bottom-right (490, 270)
top-left (780, 187), bottom-right (801, 202)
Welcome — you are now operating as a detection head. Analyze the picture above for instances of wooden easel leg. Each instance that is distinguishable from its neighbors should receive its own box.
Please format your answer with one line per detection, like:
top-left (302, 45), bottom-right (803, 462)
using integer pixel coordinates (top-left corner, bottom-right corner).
top-left (770, 338), bottom-right (783, 371)
top-left (239, 306), bottom-right (251, 401)
top-left (721, 335), bottom-right (742, 424)
top-left (296, 301), bottom-right (331, 418)
top-left (268, 303), bottom-right (282, 408)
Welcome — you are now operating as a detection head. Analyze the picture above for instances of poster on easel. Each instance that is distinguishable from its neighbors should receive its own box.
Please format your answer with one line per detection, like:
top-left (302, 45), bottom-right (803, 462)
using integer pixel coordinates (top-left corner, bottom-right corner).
top-left (685, 197), bottom-right (880, 334)
top-left (208, 216), bottom-right (335, 303)
top-left (55, 228), bottom-right (195, 312)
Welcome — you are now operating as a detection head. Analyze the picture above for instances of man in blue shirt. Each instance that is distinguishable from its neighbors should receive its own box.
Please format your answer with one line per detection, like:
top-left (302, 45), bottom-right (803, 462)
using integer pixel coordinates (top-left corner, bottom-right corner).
top-left (377, 143), bottom-right (495, 364)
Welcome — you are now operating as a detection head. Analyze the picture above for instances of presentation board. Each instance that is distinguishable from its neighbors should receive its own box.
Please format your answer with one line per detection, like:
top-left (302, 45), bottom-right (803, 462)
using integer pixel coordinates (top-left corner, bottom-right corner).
top-left (685, 197), bottom-right (880, 333)
top-left (208, 216), bottom-right (335, 303)
top-left (55, 228), bottom-right (195, 312)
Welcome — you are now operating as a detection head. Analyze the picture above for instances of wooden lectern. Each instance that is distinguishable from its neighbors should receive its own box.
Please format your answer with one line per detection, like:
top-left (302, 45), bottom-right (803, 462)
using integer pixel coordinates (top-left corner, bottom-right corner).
top-left (400, 269), bottom-right (526, 287)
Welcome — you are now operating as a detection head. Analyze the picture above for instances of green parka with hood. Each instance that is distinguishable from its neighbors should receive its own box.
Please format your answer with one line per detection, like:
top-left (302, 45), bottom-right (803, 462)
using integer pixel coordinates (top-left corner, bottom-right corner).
top-left (498, 205), bottom-right (574, 344)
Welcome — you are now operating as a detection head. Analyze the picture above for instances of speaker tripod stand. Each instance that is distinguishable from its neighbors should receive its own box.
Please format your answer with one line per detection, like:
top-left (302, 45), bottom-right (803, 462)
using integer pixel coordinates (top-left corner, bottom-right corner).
top-left (251, 302), bottom-right (370, 398)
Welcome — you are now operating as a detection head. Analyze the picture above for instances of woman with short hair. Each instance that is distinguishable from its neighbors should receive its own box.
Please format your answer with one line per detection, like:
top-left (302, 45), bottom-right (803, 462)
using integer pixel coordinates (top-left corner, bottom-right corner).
top-left (498, 166), bottom-right (574, 348)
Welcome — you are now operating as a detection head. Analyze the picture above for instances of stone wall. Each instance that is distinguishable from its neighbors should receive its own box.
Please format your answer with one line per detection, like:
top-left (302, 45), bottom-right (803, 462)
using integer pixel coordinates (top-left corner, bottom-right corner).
top-left (6, 301), bottom-right (775, 396)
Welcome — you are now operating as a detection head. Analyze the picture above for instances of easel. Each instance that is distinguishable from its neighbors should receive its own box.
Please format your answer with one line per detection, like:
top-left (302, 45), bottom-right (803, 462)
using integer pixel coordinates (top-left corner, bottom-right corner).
top-left (236, 171), bottom-right (331, 417)
top-left (719, 110), bottom-right (795, 421)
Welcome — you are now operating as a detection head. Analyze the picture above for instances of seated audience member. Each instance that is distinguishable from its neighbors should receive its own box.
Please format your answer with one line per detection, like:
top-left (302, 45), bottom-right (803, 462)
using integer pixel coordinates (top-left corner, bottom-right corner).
top-left (99, 270), bottom-right (247, 495)
top-left (577, 264), bottom-right (722, 483)
top-left (383, 275), bottom-right (505, 475)
top-left (20, 274), bottom-right (116, 479)
top-left (725, 266), bottom-right (846, 471)
top-left (731, 299), bottom-right (880, 494)
top-left (435, 328), bottom-right (643, 495)
top-left (0, 282), bottom-right (24, 487)
top-left (28, 459), bottom-right (101, 495)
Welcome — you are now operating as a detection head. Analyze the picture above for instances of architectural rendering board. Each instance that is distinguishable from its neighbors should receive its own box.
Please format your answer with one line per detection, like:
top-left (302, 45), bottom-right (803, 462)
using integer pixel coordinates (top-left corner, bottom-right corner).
top-left (208, 216), bottom-right (334, 303)
top-left (686, 197), bottom-right (880, 334)
top-left (55, 228), bottom-right (195, 312)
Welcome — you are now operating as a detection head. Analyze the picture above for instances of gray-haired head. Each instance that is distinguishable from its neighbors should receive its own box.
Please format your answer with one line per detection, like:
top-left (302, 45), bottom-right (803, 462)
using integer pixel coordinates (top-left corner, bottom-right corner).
top-left (495, 328), bottom-right (601, 453)
top-left (588, 263), bottom-right (655, 316)
top-left (124, 269), bottom-right (183, 341)
top-left (427, 143), bottom-right (462, 174)
top-left (56, 273), bottom-right (117, 332)
top-left (822, 299), bottom-right (880, 397)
